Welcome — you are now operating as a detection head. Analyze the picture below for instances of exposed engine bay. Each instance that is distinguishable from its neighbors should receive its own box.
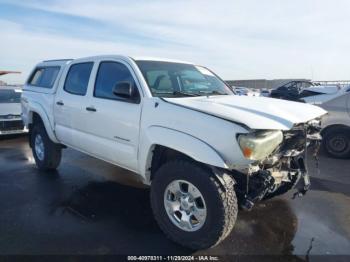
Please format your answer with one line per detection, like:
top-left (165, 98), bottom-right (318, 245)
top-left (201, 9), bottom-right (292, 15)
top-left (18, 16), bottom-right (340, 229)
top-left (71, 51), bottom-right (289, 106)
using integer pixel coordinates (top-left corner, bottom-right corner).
top-left (232, 119), bottom-right (322, 210)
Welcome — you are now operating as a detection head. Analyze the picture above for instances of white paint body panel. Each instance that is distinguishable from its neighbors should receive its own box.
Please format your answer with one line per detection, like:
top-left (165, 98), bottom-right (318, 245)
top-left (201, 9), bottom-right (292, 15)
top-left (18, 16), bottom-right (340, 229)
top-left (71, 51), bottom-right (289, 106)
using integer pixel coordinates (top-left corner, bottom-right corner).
top-left (165, 95), bottom-right (326, 130)
top-left (303, 85), bottom-right (350, 105)
top-left (306, 85), bottom-right (340, 95)
top-left (320, 92), bottom-right (350, 129)
top-left (0, 103), bottom-right (22, 116)
top-left (21, 55), bottom-right (327, 184)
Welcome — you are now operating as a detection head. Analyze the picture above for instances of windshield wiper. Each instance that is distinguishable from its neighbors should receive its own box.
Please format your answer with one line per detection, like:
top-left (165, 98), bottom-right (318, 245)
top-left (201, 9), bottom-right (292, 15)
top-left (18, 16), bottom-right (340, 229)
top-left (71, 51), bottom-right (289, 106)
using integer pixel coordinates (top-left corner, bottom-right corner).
top-left (173, 91), bottom-right (201, 97)
top-left (198, 90), bottom-right (228, 96)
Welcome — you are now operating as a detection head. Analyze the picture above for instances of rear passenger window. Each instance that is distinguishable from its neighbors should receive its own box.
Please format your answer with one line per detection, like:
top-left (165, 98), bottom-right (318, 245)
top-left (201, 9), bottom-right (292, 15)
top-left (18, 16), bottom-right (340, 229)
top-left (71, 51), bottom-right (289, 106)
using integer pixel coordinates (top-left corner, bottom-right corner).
top-left (64, 62), bottom-right (93, 96)
top-left (28, 67), bottom-right (60, 88)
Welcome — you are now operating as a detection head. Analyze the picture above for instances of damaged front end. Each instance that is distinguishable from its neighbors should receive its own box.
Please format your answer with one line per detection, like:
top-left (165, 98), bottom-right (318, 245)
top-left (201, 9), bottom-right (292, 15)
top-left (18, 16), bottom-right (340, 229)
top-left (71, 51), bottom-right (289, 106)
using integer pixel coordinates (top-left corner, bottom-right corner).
top-left (234, 119), bottom-right (322, 210)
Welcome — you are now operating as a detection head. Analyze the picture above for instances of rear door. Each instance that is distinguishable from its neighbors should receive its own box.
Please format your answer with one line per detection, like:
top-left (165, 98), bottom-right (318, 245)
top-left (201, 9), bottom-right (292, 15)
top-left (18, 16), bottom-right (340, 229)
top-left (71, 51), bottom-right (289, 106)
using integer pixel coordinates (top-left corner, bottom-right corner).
top-left (54, 61), bottom-right (95, 151)
top-left (82, 59), bottom-right (142, 172)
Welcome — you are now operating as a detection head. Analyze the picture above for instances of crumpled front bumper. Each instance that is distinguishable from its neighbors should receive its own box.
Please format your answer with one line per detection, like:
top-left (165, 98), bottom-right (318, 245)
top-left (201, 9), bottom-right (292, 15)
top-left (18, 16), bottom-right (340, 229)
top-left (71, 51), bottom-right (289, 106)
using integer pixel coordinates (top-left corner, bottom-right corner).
top-left (236, 119), bottom-right (322, 210)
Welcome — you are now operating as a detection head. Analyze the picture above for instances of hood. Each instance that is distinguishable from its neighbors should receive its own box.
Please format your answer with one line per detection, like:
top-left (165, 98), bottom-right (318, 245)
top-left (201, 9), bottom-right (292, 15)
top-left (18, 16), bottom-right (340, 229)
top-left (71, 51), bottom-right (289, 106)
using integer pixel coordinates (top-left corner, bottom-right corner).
top-left (164, 95), bottom-right (327, 130)
top-left (304, 85), bottom-right (341, 95)
top-left (0, 103), bottom-right (22, 117)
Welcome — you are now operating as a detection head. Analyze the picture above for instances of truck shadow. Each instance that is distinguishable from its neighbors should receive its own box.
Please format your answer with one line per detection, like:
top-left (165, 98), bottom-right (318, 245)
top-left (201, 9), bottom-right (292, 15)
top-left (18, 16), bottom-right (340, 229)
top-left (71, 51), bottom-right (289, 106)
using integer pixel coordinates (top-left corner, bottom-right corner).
top-left (52, 180), bottom-right (301, 256)
top-left (0, 133), bottom-right (27, 141)
top-left (56, 181), bottom-right (156, 230)
top-left (310, 177), bottom-right (350, 197)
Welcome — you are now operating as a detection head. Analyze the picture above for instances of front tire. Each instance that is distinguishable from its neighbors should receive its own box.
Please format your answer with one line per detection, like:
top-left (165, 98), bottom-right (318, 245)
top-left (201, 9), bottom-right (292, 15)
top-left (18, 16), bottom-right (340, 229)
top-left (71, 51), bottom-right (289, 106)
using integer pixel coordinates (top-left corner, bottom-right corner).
top-left (150, 160), bottom-right (237, 249)
top-left (31, 123), bottom-right (62, 171)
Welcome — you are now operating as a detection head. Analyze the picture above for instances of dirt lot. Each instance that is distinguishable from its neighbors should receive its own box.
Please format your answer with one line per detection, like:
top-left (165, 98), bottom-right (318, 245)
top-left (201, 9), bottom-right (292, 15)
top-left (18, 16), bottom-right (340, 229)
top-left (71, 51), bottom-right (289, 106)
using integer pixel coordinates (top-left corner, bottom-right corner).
top-left (0, 135), bottom-right (349, 259)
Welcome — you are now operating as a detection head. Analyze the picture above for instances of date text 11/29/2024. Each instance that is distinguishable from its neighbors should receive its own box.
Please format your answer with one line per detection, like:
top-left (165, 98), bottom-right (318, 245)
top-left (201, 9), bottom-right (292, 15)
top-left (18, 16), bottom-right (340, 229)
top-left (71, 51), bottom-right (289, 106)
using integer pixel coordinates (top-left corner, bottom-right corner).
top-left (127, 256), bottom-right (219, 261)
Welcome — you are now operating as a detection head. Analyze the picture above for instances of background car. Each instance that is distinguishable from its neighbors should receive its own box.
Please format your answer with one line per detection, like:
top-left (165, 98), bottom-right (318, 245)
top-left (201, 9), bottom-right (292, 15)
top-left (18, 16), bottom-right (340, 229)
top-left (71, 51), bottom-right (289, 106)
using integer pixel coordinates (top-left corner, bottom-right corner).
top-left (0, 88), bottom-right (27, 135)
top-left (246, 88), bottom-right (261, 97)
top-left (320, 92), bottom-right (350, 158)
top-left (300, 85), bottom-right (350, 104)
top-left (232, 86), bottom-right (262, 96)
top-left (270, 80), bottom-right (313, 101)
top-left (232, 86), bottom-right (249, 96)
top-left (259, 89), bottom-right (271, 97)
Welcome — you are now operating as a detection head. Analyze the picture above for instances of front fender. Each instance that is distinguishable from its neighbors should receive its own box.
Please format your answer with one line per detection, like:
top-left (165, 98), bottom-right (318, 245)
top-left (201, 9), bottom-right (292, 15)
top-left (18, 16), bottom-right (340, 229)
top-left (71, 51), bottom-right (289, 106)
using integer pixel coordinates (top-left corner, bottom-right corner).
top-left (322, 113), bottom-right (350, 130)
top-left (139, 125), bottom-right (228, 184)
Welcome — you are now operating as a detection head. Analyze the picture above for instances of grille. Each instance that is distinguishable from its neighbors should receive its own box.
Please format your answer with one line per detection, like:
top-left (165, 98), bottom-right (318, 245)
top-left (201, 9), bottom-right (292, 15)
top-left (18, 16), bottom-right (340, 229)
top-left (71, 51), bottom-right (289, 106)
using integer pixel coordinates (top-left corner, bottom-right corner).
top-left (281, 124), bottom-right (307, 151)
top-left (0, 120), bottom-right (24, 131)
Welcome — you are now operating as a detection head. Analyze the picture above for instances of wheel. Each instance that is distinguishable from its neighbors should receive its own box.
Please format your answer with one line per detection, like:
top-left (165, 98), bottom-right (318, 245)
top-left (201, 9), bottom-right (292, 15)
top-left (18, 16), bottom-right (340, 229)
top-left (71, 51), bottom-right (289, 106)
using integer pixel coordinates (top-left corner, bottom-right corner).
top-left (31, 123), bottom-right (62, 171)
top-left (323, 127), bottom-right (350, 159)
top-left (150, 160), bottom-right (237, 249)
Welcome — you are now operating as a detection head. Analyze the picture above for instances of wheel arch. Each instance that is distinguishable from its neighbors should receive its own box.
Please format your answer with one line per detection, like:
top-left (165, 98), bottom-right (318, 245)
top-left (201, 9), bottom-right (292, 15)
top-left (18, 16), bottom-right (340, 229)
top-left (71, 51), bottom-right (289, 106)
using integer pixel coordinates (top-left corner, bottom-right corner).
top-left (321, 124), bottom-right (350, 136)
top-left (26, 104), bottom-right (59, 144)
top-left (140, 126), bottom-right (229, 184)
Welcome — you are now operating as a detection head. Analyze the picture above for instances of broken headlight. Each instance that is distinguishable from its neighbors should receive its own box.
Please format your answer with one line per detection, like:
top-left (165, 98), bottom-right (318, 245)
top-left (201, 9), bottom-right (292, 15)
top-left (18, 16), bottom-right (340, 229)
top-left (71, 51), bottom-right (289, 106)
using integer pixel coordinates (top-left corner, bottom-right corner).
top-left (237, 130), bottom-right (283, 160)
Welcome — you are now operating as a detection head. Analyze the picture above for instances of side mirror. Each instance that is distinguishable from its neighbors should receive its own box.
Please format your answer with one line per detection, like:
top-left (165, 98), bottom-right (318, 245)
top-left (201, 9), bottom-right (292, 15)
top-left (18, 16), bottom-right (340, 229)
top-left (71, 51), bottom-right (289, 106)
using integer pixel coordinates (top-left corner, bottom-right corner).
top-left (113, 81), bottom-right (134, 99)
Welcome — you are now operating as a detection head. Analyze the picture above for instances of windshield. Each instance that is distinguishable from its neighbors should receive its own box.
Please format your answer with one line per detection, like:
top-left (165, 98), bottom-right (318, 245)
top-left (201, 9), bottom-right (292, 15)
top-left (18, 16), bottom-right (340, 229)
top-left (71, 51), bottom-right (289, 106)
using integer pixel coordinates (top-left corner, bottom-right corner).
top-left (279, 81), bottom-right (313, 91)
top-left (136, 61), bottom-right (234, 97)
top-left (0, 89), bottom-right (21, 103)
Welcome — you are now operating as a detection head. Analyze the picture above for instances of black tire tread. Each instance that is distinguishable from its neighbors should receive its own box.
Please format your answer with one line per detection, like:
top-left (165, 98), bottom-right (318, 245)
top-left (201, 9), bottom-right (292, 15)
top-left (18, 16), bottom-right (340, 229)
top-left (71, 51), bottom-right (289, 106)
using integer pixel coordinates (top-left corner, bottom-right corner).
top-left (322, 127), bottom-right (350, 159)
top-left (31, 123), bottom-right (62, 171)
top-left (151, 160), bottom-right (237, 249)
top-left (211, 170), bottom-right (238, 246)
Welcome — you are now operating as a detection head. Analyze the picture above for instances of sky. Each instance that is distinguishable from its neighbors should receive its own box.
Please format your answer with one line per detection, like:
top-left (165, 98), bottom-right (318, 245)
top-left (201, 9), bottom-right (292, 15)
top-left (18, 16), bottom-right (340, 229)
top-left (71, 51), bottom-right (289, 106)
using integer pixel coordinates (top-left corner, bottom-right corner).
top-left (0, 0), bottom-right (350, 84)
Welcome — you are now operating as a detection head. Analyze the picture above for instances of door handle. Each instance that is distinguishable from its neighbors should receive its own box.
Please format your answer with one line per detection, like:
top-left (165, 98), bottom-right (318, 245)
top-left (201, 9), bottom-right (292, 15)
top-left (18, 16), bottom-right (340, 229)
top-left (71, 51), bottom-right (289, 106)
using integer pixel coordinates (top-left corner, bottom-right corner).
top-left (56, 101), bottom-right (64, 106)
top-left (86, 106), bottom-right (97, 112)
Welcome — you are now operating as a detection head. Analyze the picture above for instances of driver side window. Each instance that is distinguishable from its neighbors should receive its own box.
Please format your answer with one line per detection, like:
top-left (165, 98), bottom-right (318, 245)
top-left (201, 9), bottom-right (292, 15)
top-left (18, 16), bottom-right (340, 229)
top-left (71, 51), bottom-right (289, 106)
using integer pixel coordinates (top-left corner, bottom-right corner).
top-left (94, 61), bottom-right (139, 102)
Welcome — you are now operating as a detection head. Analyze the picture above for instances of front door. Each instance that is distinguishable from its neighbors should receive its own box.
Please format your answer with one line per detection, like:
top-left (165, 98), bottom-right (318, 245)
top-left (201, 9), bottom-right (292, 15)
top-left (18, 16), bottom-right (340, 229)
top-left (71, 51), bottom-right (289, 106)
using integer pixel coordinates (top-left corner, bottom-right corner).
top-left (83, 60), bottom-right (142, 172)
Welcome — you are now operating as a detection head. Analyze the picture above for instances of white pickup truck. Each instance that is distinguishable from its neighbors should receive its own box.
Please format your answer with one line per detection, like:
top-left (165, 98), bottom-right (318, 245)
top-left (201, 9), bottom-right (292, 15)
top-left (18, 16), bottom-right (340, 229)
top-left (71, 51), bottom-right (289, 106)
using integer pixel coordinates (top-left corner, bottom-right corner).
top-left (21, 55), bottom-right (326, 249)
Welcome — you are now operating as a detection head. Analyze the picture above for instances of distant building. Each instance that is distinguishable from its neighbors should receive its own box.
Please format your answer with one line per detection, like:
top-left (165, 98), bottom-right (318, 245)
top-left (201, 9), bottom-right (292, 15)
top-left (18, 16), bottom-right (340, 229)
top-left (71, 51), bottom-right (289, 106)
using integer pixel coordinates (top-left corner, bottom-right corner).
top-left (226, 79), bottom-right (311, 89)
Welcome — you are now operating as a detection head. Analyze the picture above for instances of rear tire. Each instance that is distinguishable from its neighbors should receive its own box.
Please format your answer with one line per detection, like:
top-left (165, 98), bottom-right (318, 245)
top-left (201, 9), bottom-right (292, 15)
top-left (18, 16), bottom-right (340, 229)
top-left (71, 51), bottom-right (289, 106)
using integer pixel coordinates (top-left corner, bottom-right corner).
top-left (323, 127), bottom-right (350, 159)
top-left (31, 123), bottom-right (62, 171)
top-left (150, 160), bottom-right (237, 250)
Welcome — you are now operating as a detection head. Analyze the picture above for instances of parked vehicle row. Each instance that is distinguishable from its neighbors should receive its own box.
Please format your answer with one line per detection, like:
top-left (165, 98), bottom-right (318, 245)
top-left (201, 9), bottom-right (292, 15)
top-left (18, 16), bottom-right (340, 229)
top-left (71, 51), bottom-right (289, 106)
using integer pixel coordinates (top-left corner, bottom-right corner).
top-left (232, 86), bottom-right (270, 97)
top-left (0, 88), bottom-right (27, 135)
top-left (21, 55), bottom-right (326, 249)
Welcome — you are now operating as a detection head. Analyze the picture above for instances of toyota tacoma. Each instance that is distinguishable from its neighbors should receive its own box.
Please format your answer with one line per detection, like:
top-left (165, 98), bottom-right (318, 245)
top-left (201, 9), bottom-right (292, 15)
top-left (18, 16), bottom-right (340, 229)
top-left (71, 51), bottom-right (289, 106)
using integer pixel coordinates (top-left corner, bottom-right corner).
top-left (21, 55), bottom-right (327, 249)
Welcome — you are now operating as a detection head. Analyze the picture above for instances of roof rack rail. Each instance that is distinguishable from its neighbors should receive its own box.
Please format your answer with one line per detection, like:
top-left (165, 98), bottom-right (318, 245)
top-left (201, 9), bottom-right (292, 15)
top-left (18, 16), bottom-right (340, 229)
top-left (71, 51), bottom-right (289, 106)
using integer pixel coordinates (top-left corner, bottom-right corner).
top-left (42, 59), bottom-right (73, 62)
